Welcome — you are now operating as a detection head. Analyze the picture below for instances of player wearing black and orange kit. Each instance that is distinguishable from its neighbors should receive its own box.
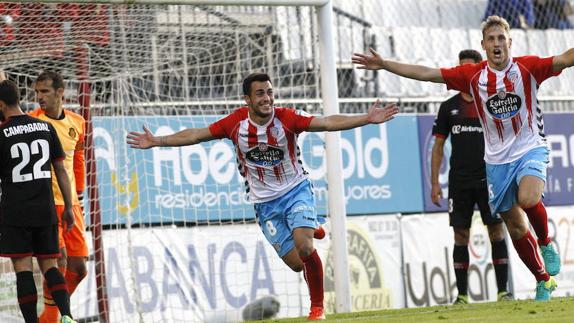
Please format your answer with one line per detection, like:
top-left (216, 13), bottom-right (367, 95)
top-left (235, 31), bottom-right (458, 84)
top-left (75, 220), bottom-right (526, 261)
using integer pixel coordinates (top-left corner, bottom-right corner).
top-left (31, 71), bottom-right (87, 323)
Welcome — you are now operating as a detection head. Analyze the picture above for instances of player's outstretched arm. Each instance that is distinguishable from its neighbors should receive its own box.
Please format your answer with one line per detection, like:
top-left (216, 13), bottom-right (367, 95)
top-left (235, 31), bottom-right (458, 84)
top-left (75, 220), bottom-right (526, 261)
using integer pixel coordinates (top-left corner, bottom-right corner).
top-left (352, 48), bottom-right (445, 83)
top-left (553, 48), bottom-right (574, 73)
top-left (307, 100), bottom-right (399, 132)
top-left (53, 159), bottom-right (75, 231)
top-left (126, 125), bottom-right (215, 149)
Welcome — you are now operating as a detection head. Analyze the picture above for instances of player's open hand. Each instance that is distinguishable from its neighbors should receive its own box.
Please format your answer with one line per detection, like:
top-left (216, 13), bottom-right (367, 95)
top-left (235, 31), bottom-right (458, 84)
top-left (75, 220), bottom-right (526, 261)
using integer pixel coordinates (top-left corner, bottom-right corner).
top-left (62, 206), bottom-right (74, 232)
top-left (352, 48), bottom-right (385, 70)
top-left (127, 125), bottom-right (157, 149)
top-left (431, 183), bottom-right (443, 207)
top-left (367, 100), bottom-right (399, 124)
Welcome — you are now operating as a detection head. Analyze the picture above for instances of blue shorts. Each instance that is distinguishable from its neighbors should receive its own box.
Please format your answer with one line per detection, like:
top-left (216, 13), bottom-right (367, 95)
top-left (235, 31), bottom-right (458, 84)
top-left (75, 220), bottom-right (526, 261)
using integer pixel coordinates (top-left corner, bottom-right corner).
top-left (254, 180), bottom-right (321, 257)
top-left (486, 146), bottom-right (549, 215)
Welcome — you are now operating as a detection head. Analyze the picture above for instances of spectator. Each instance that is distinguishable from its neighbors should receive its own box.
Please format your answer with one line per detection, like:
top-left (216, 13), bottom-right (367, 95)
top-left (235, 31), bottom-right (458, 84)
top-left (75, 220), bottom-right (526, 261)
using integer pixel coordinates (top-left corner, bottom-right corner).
top-left (483, 0), bottom-right (535, 29)
top-left (534, 0), bottom-right (573, 29)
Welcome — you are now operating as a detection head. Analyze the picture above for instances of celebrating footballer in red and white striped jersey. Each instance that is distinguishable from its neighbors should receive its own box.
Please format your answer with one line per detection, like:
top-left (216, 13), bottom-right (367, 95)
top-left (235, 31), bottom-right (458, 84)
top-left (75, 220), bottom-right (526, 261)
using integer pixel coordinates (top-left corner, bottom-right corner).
top-left (127, 72), bottom-right (398, 320)
top-left (209, 106), bottom-right (313, 203)
top-left (441, 56), bottom-right (559, 164)
top-left (353, 14), bottom-right (574, 301)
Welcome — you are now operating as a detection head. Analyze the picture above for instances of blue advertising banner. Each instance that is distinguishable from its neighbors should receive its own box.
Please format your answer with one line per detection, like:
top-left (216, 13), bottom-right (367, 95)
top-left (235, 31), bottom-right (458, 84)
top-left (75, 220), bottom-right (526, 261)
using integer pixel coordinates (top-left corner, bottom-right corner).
top-left (92, 114), bottom-right (424, 225)
top-left (417, 114), bottom-right (450, 212)
top-left (544, 113), bottom-right (574, 206)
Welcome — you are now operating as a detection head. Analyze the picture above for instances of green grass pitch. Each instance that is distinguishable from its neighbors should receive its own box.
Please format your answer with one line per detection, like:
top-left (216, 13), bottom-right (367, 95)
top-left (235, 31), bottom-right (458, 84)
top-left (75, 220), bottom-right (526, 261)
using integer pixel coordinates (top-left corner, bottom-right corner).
top-left (250, 297), bottom-right (574, 322)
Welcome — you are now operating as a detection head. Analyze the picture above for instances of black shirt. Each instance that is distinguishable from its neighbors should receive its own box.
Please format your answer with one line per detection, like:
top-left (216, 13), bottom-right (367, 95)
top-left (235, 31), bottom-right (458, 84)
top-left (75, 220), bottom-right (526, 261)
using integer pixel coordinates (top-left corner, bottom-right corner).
top-left (432, 93), bottom-right (486, 189)
top-left (0, 115), bottom-right (65, 226)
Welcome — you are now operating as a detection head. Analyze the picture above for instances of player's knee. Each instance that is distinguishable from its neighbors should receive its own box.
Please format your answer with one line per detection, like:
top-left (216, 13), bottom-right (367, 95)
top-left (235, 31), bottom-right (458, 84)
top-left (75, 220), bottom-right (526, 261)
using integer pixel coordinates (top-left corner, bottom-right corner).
top-left (453, 228), bottom-right (469, 245)
top-left (505, 220), bottom-right (528, 240)
top-left (487, 223), bottom-right (505, 241)
top-left (57, 257), bottom-right (67, 269)
top-left (517, 192), bottom-right (540, 210)
top-left (68, 258), bottom-right (88, 274)
top-left (71, 264), bottom-right (88, 279)
top-left (289, 263), bottom-right (304, 272)
top-left (296, 243), bottom-right (314, 259)
top-left (488, 230), bottom-right (505, 242)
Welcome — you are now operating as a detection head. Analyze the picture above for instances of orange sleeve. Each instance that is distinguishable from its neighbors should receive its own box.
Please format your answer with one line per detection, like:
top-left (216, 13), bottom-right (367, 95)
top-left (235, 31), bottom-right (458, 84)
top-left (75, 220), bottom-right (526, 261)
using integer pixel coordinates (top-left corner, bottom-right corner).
top-left (73, 117), bottom-right (86, 193)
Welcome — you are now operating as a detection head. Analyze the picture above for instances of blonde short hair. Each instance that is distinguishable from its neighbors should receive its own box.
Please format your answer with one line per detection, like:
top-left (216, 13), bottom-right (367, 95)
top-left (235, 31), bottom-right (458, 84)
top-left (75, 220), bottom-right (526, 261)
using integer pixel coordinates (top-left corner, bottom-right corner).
top-left (481, 15), bottom-right (510, 37)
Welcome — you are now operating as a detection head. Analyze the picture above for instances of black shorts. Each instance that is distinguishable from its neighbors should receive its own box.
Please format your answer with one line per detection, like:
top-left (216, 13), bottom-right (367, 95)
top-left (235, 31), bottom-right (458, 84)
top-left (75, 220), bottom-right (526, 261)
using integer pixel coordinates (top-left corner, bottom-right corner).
top-left (0, 224), bottom-right (60, 258)
top-left (448, 185), bottom-right (502, 228)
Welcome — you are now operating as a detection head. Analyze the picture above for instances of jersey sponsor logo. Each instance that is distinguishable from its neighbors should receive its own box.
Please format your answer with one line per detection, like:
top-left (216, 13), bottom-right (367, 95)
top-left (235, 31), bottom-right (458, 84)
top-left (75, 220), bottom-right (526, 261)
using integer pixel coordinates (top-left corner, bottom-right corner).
top-left (485, 91), bottom-right (521, 120)
top-left (246, 144), bottom-right (284, 166)
top-left (451, 125), bottom-right (484, 135)
top-left (69, 127), bottom-right (77, 138)
top-left (450, 109), bottom-right (459, 116)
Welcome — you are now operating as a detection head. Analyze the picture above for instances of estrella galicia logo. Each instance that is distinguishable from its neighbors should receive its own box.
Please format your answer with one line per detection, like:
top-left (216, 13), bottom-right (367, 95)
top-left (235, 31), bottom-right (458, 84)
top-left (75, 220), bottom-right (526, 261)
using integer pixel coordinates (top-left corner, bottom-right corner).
top-left (485, 91), bottom-right (521, 120)
top-left (246, 144), bottom-right (284, 166)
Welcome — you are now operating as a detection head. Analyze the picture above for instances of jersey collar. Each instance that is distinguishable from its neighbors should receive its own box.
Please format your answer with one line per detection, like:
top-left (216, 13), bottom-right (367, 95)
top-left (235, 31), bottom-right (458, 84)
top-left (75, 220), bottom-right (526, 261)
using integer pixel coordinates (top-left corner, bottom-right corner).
top-left (248, 107), bottom-right (275, 128)
top-left (487, 57), bottom-right (514, 74)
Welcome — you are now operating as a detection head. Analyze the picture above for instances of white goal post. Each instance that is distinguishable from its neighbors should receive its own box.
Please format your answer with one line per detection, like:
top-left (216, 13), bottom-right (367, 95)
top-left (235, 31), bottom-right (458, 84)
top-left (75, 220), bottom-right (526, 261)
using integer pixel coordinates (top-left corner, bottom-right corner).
top-left (0, 0), bottom-right (352, 321)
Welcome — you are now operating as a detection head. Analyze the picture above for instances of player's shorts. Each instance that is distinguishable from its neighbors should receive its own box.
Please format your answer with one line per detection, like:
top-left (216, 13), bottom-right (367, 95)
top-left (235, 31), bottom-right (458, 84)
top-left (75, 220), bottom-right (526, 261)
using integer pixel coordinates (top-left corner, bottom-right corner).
top-left (486, 146), bottom-right (549, 215)
top-left (448, 184), bottom-right (502, 228)
top-left (56, 205), bottom-right (88, 257)
top-left (0, 224), bottom-right (60, 258)
top-left (254, 180), bottom-right (319, 258)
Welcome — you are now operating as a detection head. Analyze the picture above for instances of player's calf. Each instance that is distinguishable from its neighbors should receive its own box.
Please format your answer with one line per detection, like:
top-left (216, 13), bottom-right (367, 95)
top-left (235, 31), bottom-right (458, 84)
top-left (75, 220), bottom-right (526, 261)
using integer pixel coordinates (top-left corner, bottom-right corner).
top-left (16, 271), bottom-right (38, 323)
top-left (44, 267), bottom-right (73, 320)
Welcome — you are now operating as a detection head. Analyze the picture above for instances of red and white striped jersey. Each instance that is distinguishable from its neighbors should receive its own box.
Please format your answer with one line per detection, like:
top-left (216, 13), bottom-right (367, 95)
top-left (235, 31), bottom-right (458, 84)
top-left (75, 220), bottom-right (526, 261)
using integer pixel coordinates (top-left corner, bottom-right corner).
top-left (209, 106), bottom-right (314, 203)
top-left (441, 56), bottom-right (560, 164)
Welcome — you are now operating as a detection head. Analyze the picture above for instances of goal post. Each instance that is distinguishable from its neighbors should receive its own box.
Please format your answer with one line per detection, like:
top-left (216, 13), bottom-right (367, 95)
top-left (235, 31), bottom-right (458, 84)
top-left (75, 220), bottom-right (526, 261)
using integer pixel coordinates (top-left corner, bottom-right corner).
top-left (316, 0), bottom-right (351, 313)
top-left (0, 0), bottom-right (352, 321)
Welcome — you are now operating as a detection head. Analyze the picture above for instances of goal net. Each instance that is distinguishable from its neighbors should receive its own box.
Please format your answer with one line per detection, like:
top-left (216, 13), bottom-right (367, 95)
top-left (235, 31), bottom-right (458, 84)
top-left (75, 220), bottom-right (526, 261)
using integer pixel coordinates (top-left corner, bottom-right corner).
top-left (1, 0), bottom-right (572, 322)
top-left (0, 1), bottom-right (344, 322)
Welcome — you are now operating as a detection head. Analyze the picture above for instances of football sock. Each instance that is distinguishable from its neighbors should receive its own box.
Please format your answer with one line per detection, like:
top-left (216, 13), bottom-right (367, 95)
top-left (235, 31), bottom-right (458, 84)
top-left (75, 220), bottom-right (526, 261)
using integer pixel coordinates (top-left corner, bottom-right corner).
top-left (65, 269), bottom-right (87, 295)
top-left (301, 249), bottom-right (324, 308)
top-left (453, 245), bottom-right (469, 296)
top-left (44, 267), bottom-right (72, 318)
top-left (40, 266), bottom-right (66, 323)
top-left (524, 201), bottom-right (551, 246)
top-left (512, 232), bottom-right (549, 282)
top-left (16, 271), bottom-right (38, 323)
top-left (491, 239), bottom-right (509, 292)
